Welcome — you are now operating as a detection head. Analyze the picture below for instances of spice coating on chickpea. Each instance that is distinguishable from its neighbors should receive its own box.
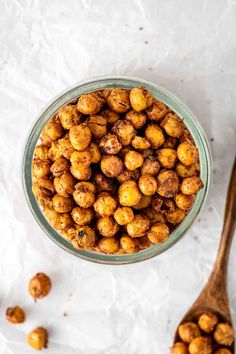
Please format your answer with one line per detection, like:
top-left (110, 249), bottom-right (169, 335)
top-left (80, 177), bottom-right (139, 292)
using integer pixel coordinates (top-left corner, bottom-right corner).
top-left (71, 207), bottom-right (94, 225)
top-left (176, 162), bottom-right (198, 178)
top-left (130, 86), bottom-right (153, 112)
top-left (32, 159), bottom-right (51, 179)
top-left (69, 124), bottom-right (92, 151)
top-left (146, 99), bottom-right (168, 121)
top-left (71, 226), bottom-right (96, 249)
top-left (58, 104), bottom-right (82, 130)
top-left (125, 110), bottom-right (146, 129)
top-left (70, 150), bottom-right (92, 166)
top-left (145, 125), bottom-right (165, 148)
top-left (120, 235), bottom-right (139, 253)
top-left (77, 92), bottom-right (104, 115)
top-left (198, 312), bottom-right (218, 333)
top-left (139, 174), bottom-right (157, 196)
top-left (116, 169), bottom-right (140, 183)
top-left (97, 216), bottom-right (119, 237)
top-left (52, 194), bottom-right (73, 213)
top-left (178, 322), bottom-right (201, 343)
top-left (118, 180), bottom-right (142, 207)
top-left (93, 172), bottom-right (115, 193)
top-left (166, 207), bottom-right (186, 224)
top-left (156, 148), bottom-right (177, 169)
top-left (48, 141), bottom-right (62, 161)
top-left (6, 306), bottom-right (25, 324)
top-left (112, 120), bottom-right (136, 146)
top-left (171, 342), bottom-right (188, 354)
top-left (214, 323), bottom-right (234, 346)
top-left (147, 223), bottom-right (169, 244)
top-left (87, 142), bottom-right (102, 163)
top-left (99, 134), bottom-right (122, 155)
top-left (124, 150), bottom-right (143, 171)
top-left (50, 157), bottom-right (70, 176)
top-left (156, 170), bottom-right (179, 198)
top-left (34, 145), bottom-right (49, 160)
top-left (114, 207), bottom-right (134, 225)
top-left (101, 155), bottom-right (124, 177)
top-left (28, 273), bottom-right (52, 300)
top-left (70, 164), bottom-right (92, 180)
top-left (27, 327), bottom-right (48, 350)
top-left (181, 176), bottom-right (203, 195)
top-left (101, 107), bottom-right (119, 125)
top-left (126, 214), bottom-right (150, 238)
top-left (131, 136), bottom-right (151, 150)
top-left (161, 113), bottom-right (184, 137)
top-left (73, 182), bottom-right (95, 208)
top-left (214, 349), bottom-right (232, 354)
top-left (54, 172), bottom-right (75, 197)
top-left (177, 141), bottom-right (199, 166)
top-left (175, 193), bottom-right (195, 211)
top-left (188, 336), bottom-right (212, 354)
top-left (86, 115), bottom-right (107, 138)
top-left (42, 116), bottom-right (64, 141)
top-left (107, 88), bottom-right (131, 113)
top-left (141, 157), bottom-right (161, 176)
top-left (133, 195), bottom-right (152, 210)
top-left (94, 193), bottom-right (117, 216)
top-left (98, 237), bottom-right (120, 254)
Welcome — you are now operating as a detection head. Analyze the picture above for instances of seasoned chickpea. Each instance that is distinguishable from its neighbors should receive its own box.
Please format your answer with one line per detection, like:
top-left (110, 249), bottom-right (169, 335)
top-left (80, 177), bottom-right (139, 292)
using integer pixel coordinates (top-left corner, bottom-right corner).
top-left (41, 130), bottom-right (52, 146)
top-left (130, 86), bottom-right (153, 112)
top-left (125, 110), bottom-right (146, 129)
top-left (181, 176), bottom-right (203, 195)
top-left (100, 134), bottom-right (122, 154)
top-left (70, 164), bottom-right (92, 180)
top-left (139, 174), bottom-right (157, 196)
top-left (32, 183), bottom-right (53, 207)
top-left (72, 226), bottom-right (96, 248)
top-left (198, 312), bottom-right (218, 333)
top-left (151, 194), bottom-right (163, 212)
top-left (160, 113), bottom-right (184, 138)
top-left (141, 148), bottom-right (154, 159)
top-left (93, 172), bottom-right (115, 193)
top-left (145, 125), bottom-right (165, 148)
top-left (54, 172), bottom-right (75, 197)
top-left (86, 115), bottom-right (107, 138)
top-left (118, 180), bottom-right (142, 207)
top-left (77, 92), bottom-right (104, 115)
top-left (214, 349), bottom-right (232, 354)
top-left (58, 133), bottom-right (75, 159)
top-left (120, 235), bottom-right (138, 253)
top-left (32, 159), bottom-right (51, 179)
top-left (70, 151), bottom-right (92, 166)
top-left (163, 136), bottom-right (178, 148)
top-left (97, 216), bottom-right (119, 237)
top-left (141, 157), bottom-right (161, 176)
top-left (171, 342), bottom-right (188, 354)
top-left (177, 141), bottom-right (199, 166)
top-left (214, 323), bottom-right (234, 346)
top-left (98, 237), bottom-right (120, 254)
top-left (42, 116), bottom-right (64, 141)
top-left (147, 223), bottom-right (169, 244)
top-left (116, 169), bottom-right (140, 183)
top-left (101, 155), bottom-right (124, 177)
top-left (112, 120), bottom-right (136, 146)
top-left (143, 208), bottom-right (166, 224)
top-left (69, 124), bottom-right (92, 151)
top-left (50, 157), bottom-right (70, 177)
top-left (156, 170), bottom-right (179, 198)
top-left (175, 193), bottom-right (195, 211)
top-left (52, 194), bottom-right (73, 213)
top-left (27, 327), bottom-right (48, 350)
top-left (138, 236), bottom-right (152, 250)
top-left (127, 215), bottom-right (150, 238)
top-left (101, 107), bottom-right (119, 124)
top-left (146, 99), bottom-right (167, 121)
top-left (176, 162), bottom-right (198, 178)
top-left (114, 207), bottom-right (134, 225)
top-left (118, 145), bottom-right (133, 158)
top-left (28, 273), bottom-right (52, 300)
top-left (124, 151), bottom-right (143, 171)
top-left (189, 337), bottom-right (212, 354)
top-left (48, 141), bottom-right (62, 161)
top-left (166, 207), bottom-right (186, 224)
top-left (107, 88), bottom-right (131, 113)
top-left (156, 148), bottom-right (177, 168)
top-left (94, 193), bottom-right (117, 216)
top-left (6, 306), bottom-right (25, 324)
top-left (73, 182), bottom-right (95, 208)
top-left (133, 195), bottom-right (152, 210)
top-left (58, 104), bottom-right (82, 129)
top-left (180, 126), bottom-right (195, 144)
top-left (44, 208), bottom-right (73, 230)
top-left (87, 142), bottom-right (102, 163)
top-left (34, 144), bottom-right (49, 160)
top-left (131, 136), bottom-right (151, 150)
top-left (178, 322), bottom-right (201, 343)
top-left (161, 198), bottom-right (176, 214)
top-left (71, 207), bottom-right (94, 225)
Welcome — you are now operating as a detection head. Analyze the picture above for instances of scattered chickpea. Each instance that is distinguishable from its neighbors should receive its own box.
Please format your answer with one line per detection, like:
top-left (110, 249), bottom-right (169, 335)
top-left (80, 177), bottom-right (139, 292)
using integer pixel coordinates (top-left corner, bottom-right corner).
top-left (27, 327), bottom-right (48, 351)
top-left (28, 273), bottom-right (52, 300)
top-left (6, 306), bottom-right (25, 324)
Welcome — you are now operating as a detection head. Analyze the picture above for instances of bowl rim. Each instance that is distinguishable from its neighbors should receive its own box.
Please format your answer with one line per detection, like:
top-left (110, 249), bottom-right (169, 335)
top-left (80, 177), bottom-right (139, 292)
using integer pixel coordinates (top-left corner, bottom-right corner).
top-left (22, 75), bottom-right (212, 265)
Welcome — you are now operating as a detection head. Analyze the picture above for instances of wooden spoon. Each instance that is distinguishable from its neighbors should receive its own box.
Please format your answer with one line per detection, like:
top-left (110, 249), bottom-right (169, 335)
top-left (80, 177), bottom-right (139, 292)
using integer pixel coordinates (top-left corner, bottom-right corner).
top-left (174, 156), bottom-right (236, 347)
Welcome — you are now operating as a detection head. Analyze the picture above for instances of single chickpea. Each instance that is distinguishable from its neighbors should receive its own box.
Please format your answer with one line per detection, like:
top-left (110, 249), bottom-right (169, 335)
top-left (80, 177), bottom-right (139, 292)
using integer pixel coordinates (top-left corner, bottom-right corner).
top-left (120, 235), bottom-right (139, 253)
top-left (50, 157), bottom-right (70, 177)
top-left (181, 176), bottom-right (203, 195)
top-left (32, 179), bottom-right (54, 199)
top-left (166, 208), bottom-right (186, 224)
top-left (119, 146), bottom-right (133, 158)
top-left (101, 107), bottom-right (119, 125)
top-left (131, 136), bottom-right (151, 150)
top-left (176, 162), bottom-right (198, 178)
top-left (58, 133), bottom-right (75, 159)
top-left (125, 110), bottom-right (146, 129)
top-left (99, 134), bottom-right (122, 154)
top-left (127, 215), bottom-right (150, 238)
top-left (160, 113), bottom-right (184, 138)
top-left (140, 148), bottom-right (154, 159)
top-left (145, 125), bottom-right (165, 148)
top-left (70, 164), bottom-right (92, 180)
top-left (58, 104), bottom-right (82, 129)
top-left (214, 349), bottom-right (232, 354)
top-left (114, 207), bottom-right (134, 225)
top-left (41, 130), bottom-right (52, 146)
top-left (71, 207), bottom-right (94, 226)
top-left (146, 99), bottom-right (168, 121)
top-left (171, 342), bottom-right (188, 354)
top-left (116, 169), bottom-right (140, 183)
top-left (70, 151), bottom-right (92, 166)
top-left (101, 155), bottom-right (124, 177)
top-left (147, 223), bottom-right (169, 244)
top-left (72, 226), bottom-right (96, 249)
top-left (156, 148), bottom-right (177, 169)
top-left (97, 216), bottom-right (119, 237)
top-left (133, 195), bottom-right (152, 210)
top-left (138, 236), bottom-right (152, 250)
top-left (73, 181), bottom-right (96, 208)
top-left (151, 194), bottom-right (163, 212)
top-left (180, 126), bottom-right (195, 144)
top-left (54, 172), bottom-right (75, 197)
top-left (160, 198), bottom-right (176, 214)
top-left (28, 273), bottom-right (52, 300)
top-left (107, 88), bottom-right (131, 113)
top-left (178, 322), bottom-right (201, 343)
top-left (87, 142), bottom-right (102, 163)
top-left (177, 141), bottom-right (199, 166)
top-left (52, 194), bottom-right (73, 213)
top-left (124, 151), bottom-right (143, 171)
top-left (77, 92), bottom-right (104, 115)
top-left (143, 208), bottom-right (166, 224)
top-left (141, 157), bottom-right (161, 176)
top-left (42, 116), bottom-right (64, 141)
top-left (130, 86), bottom-right (153, 112)
top-left (69, 124), bottom-right (92, 151)
top-left (198, 312), bottom-right (218, 333)
top-left (32, 159), bottom-right (51, 179)
top-left (118, 180), bottom-right (142, 207)
top-left (48, 141), bottom-right (62, 161)
top-left (175, 193), bottom-right (195, 211)
top-left (86, 115), bottom-right (107, 138)
top-left (214, 323), bottom-right (234, 346)
top-left (6, 306), bottom-right (25, 324)
top-left (112, 120), bottom-right (136, 146)
top-left (93, 172), bottom-right (115, 193)
top-left (139, 174), bottom-right (157, 196)
top-left (27, 327), bottom-right (48, 351)
top-left (44, 208), bottom-right (73, 230)
top-left (98, 237), bottom-right (120, 254)
top-left (34, 145), bottom-right (49, 160)
top-left (94, 193), bottom-right (117, 216)
top-left (156, 170), bottom-right (179, 198)
top-left (189, 336), bottom-right (212, 354)
top-left (163, 136), bottom-right (178, 148)
top-left (32, 185), bottom-right (52, 209)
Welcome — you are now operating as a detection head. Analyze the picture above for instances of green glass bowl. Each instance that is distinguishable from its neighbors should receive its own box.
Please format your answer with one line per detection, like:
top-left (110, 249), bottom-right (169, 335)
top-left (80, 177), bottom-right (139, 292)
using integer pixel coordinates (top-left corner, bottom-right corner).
top-left (22, 76), bottom-right (212, 264)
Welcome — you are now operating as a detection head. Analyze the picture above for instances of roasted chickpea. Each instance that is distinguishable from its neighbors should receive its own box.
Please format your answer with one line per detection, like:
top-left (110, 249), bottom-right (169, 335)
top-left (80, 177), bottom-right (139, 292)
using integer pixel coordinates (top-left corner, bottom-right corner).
top-left (97, 216), bottom-right (119, 237)
top-left (166, 207), bottom-right (186, 224)
top-left (6, 306), bottom-right (25, 324)
top-left (160, 198), bottom-right (176, 214)
top-left (27, 327), bottom-right (48, 350)
top-left (107, 88), bottom-right (131, 113)
top-left (189, 336), bottom-right (212, 354)
top-left (140, 148), bottom-right (154, 159)
top-left (214, 323), bottom-right (234, 346)
top-left (34, 145), bottom-right (49, 160)
top-left (48, 141), bottom-right (62, 161)
top-left (116, 169), bottom-right (140, 183)
top-left (143, 208), bottom-right (166, 224)
top-left (28, 273), bottom-right (51, 300)
top-left (198, 312), bottom-right (218, 334)
top-left (145, 125), bottom-right (165, 148)
top-left (177, 141), bottom-right (199, 166)
top-left (139, 174), bottom-right (157, 196)
top-left (141, 157), bottom-right (161, 176)
top-left (50, 157), bottom-right (70, 177)
top-left (127, 215), bottom-right (150, 238)
top-left (58, 104), bottom-right (82, 129)
top-left (124, 151), bottom-right (143, 171)
top-left (44, 208), bottom-right (73, 230)
top-left (70, 164), bottom-right (92, 180)
top-left (138, 236), bottom-right (152, 250)
top-left (125, 110), bottom-right (146, 129)
top-left (181, 176), bottom-right (203, 195)
top-left (69, 124), bottom-right (92, 151)
top-left (32, 159), bottom-right (51, 179)
top-left (176, 162), bottom-right (198, 178)
top-left (118, 180), bottom-right (142, 207)
top-left (86, 115), bottom-right (107, 138)
top-left (101, 155), bottom-right (124, 177)
top-left (214, 349), bottom-right (232, 354)
top-left (147, 223), bottom-right (169, 244)
top-left (98, 237), bottom-right (120, 254)
top-left (133, 195), bottom-right (152, 210)
top-left (146, 99), bottom-right (167, 121)
top-left (94, 193), bottom-right (117, 216)
top-left (120, 235), bottom-right (139, 253)
top-left (71, 207), bottom-right (94, 225)
top-left (171, 342), bottom-right (188, 354)
top-left (131, 136), bottom-right (151, 150)
top-left (114, 207), bottom-right (134, 225)
top-left (180, 126), bottom-right (195, 144)
top-left (77, 92), bottom-right (104, 115)
top-left (70, 151), bottom-right (92, 166)
top-left (72, 226), bottom-right (96, 249)
top-left (130, 86), bottom-right (153, 112)
top-left (163, 136), bottom-right (178, 148)
top-left (73, 181), bottom-right (95, 208)
top-left (151, 194), bottom-right (163, 212)
top-left (58, 133), bottom-right (75, 159)
top-left (178, 322), bottom-right (201, 343)
top-left (156, 170), bottom-right (179, 198)
top-left (156, 148), bottom-right (177, 169)
top-left (99, 134), bottom-right (122, 154)
top-left (175, 193), bottom-right (195, 211)
top-left (42, 116), bottom-right (64, 141)
top-left (93, 172), bottom-right (115, 193)
top-left (160, 113), bottom-right (184, 138)
top-left (87, 142), bottom-right (102, 163)
top-left (41, 130), bottom-right (52, 146)
top-left (112, 120), bottom-right (136, 146)
top-left (32, 180), bottom-right (53, 198)
top-left (54, 172), bottom-right (75, 197)
top-left (52, 194), bottom-right (73, 213)
top-left (101, 107), bottom-right (119, 125)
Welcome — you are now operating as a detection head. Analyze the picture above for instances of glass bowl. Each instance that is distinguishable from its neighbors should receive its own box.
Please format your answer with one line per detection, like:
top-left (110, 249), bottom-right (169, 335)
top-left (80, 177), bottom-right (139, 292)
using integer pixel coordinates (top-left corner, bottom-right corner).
top-left (22, 76), bottom-right (212, 264)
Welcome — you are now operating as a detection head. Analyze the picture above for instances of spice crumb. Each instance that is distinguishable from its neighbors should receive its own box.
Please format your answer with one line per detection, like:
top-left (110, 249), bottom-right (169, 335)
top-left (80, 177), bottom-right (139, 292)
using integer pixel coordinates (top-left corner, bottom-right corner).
top-left (144, 40), bottom-right (148, 44)
top-left (210, 138), bottom-right (214, 142)
top-left (63, 312), bottom-right (68, 317)
top-left (139, 27), bottom-right (143, 30)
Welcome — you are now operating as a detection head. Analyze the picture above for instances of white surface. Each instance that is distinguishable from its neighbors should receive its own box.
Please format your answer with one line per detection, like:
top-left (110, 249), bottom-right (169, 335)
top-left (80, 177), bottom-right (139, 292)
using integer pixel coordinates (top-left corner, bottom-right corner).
top-left (0, 0), bottom-right (236, 353)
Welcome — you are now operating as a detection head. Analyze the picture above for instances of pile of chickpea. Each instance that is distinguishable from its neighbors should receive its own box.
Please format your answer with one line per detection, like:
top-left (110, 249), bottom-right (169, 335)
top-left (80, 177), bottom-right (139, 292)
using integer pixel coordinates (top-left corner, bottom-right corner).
top-left (32, 86), bottom-right (203, 254)
top-left (172, 313), bottom-right (234, 354)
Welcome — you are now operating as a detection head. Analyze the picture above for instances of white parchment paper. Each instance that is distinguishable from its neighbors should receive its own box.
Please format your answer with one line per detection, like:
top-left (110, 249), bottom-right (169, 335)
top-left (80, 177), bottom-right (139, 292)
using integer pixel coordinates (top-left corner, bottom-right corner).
top-left (0, 0), bottom-right (236, 353)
